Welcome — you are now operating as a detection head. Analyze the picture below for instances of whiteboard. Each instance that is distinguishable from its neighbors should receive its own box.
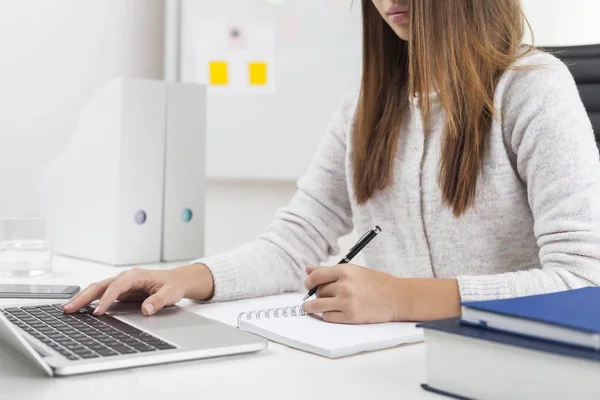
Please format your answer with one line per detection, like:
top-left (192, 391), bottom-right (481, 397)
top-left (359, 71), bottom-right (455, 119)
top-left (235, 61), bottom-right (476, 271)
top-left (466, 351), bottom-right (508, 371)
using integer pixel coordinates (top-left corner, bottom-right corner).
top-left (178, 0), bottom-right (362, 180)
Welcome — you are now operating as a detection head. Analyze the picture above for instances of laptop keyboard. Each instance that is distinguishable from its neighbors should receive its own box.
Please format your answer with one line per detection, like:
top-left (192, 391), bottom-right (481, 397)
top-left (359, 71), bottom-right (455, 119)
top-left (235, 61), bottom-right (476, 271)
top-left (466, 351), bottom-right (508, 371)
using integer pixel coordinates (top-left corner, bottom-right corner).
top-left (1, 304), bottom-right (176, 361)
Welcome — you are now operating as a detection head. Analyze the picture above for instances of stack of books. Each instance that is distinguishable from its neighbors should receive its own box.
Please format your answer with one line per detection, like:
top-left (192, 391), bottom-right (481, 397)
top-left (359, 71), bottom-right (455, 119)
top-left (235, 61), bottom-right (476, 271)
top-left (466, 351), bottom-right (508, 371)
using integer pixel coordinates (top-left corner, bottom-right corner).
top-left (419, 287), bottom-right (600, 400)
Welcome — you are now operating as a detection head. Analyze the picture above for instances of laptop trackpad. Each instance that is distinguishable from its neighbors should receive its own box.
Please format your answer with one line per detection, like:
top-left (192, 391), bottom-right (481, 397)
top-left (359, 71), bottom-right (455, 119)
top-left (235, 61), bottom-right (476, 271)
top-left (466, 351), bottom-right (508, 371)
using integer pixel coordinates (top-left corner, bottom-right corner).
top-left (112, 305), bottom-right (215, 330)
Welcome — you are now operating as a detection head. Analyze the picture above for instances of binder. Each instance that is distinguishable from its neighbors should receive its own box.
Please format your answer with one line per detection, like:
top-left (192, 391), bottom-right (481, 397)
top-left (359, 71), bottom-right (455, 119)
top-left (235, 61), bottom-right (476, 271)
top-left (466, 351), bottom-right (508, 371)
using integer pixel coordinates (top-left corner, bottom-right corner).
top-left (41, 78), bottom-right (166, 265)
top-left (40, 78), bottom-right (207, 265)
top-left (161, 82), bottom-right (206, 261)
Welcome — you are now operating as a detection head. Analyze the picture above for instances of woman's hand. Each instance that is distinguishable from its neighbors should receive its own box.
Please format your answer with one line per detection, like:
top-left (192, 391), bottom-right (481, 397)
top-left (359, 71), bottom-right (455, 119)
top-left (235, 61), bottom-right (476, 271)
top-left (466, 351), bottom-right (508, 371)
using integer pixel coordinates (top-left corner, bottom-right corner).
top-left (302, 264), bottom-right (461, 323)
top-left (62, 264), bottom-right (214, 316)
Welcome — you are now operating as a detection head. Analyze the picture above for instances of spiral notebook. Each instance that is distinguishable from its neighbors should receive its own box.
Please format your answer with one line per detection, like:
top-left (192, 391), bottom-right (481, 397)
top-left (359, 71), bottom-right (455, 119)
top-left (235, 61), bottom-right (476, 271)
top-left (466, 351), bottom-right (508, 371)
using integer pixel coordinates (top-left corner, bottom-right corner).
top-left (236, 304), bottom-right (423, 358)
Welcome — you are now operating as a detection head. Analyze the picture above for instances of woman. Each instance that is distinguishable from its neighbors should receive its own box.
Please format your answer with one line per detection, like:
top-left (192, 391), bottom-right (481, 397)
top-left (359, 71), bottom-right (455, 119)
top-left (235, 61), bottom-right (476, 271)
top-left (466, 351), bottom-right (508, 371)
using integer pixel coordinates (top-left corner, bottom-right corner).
top-left (64, 0), bottom-right (600, 323)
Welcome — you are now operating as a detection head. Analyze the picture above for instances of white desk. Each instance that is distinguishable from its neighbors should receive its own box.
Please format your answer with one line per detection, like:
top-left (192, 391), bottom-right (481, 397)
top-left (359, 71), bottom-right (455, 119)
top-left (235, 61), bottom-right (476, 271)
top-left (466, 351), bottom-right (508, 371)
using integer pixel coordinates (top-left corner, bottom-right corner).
top-left (0, 256), bottom-right (439, 400)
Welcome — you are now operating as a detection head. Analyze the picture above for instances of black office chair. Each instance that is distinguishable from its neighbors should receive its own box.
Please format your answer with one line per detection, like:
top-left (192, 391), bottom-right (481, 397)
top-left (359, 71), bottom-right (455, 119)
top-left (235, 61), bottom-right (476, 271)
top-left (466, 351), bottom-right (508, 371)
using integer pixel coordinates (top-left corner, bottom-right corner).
top-left (541, 44), bottom-right (600, 147)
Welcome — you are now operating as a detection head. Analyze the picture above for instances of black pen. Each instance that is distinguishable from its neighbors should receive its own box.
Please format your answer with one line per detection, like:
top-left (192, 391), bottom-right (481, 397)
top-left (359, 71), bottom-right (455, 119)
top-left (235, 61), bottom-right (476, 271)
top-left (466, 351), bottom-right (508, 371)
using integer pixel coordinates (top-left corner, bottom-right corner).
top-left (303, 225), bottom-right (382, 301)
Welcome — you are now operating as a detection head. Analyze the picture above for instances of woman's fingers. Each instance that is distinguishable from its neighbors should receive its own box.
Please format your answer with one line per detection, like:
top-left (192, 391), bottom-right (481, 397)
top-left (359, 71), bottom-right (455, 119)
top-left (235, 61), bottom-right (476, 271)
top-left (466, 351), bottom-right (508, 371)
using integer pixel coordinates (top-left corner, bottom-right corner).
top-left (141, 285), bottom-right (183, 316)
top-left (93, 276), bottom-right (138, 316)
top-left (302, 297), bottom-right (340, 314)
top-left (117, 291), bottom-right (149, 302)
top-left (303, 297), bottom-right (353, 324)
top-left (62, 276), bottom-right (117, 313)
top-left (304, 266), bottom-right (342, 291)
top-left (316, 282), bottom-right (336, 298)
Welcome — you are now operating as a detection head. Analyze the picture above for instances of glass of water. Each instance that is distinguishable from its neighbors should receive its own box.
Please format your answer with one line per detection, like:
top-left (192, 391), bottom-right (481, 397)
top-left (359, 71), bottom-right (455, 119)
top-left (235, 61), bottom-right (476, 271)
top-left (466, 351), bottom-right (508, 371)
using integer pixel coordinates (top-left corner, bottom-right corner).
top-left (0, 216), bottom-right (52, 277)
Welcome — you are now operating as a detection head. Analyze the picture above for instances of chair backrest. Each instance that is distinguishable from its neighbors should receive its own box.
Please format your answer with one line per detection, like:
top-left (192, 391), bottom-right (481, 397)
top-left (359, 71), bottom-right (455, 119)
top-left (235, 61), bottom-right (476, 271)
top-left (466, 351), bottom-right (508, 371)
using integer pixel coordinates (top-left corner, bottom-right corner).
top-left (540, 44), bottom-right (600, 146)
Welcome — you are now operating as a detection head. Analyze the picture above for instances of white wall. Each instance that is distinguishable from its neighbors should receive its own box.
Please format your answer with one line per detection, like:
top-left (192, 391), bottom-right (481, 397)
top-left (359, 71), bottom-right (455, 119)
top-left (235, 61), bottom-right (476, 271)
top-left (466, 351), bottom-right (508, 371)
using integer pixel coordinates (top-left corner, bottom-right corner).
top-left (0, 0), bottom-right (165, 215)
top-left (522, 0), bottom-right (600, 46)
top-left (205, 181), bottom-right (358, 265)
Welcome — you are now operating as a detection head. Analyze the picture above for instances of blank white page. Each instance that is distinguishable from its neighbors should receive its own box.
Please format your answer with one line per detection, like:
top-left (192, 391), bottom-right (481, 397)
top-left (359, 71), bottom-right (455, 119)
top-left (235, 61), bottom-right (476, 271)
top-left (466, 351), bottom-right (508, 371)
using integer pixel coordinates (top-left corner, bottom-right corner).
top-left (239, 314), bottom-right (423, 358)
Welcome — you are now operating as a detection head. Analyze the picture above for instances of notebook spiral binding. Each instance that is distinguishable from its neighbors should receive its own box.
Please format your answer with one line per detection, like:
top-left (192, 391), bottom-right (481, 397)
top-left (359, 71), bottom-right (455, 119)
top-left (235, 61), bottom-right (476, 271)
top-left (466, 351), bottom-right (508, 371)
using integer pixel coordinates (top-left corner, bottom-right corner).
top-left (237, 305), bottom-right (305, 326)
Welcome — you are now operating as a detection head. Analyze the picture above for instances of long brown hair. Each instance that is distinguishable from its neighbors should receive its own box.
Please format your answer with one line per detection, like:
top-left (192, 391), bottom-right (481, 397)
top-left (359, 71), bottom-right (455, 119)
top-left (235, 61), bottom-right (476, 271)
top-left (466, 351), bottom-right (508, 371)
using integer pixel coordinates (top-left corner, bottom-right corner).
top-left (353, 0), bottom-right (531, 216)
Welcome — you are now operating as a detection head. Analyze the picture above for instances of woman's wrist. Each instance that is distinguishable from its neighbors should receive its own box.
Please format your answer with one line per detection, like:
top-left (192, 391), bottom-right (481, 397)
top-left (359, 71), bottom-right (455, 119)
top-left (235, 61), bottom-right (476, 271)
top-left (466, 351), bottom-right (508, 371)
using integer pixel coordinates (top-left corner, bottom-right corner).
top-left (393, 278), bottom-right (462, 321)
top-left (173, 263), bottom-right (215, 301)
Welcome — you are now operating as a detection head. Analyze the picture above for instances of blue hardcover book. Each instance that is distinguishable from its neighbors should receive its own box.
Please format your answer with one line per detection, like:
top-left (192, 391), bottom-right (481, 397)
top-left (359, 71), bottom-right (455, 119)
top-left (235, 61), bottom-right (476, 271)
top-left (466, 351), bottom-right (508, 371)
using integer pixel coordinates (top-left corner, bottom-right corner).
top-left (418, 317), bottom-right (600, 399)
top-left (461, 287), bottom-right (600, 350)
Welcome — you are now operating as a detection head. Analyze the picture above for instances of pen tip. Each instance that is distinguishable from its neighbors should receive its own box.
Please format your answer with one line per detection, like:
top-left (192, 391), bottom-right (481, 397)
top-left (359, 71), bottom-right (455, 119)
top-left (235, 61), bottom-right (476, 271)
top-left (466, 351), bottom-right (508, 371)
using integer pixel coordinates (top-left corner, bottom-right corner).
top-left (374, 225), bottom-right (382, 233)
top-left (302, 294), bottom-right (310, 301)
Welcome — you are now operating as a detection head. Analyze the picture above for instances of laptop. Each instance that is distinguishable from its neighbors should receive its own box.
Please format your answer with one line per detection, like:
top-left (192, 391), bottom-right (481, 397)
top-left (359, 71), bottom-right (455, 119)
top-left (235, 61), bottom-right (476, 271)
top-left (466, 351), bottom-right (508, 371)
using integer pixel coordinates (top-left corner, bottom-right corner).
top-left (0, 301), bottom-right (267, 376)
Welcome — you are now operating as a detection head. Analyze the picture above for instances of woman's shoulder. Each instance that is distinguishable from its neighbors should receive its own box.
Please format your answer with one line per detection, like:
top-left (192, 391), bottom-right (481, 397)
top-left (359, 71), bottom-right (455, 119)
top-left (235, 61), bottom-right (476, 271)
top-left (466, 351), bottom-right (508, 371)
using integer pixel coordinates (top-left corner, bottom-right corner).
top-left (497, 47), bottom-right (576, 100)
top-left (338, 90), bottom-right (360, 122)
top-left (511, 47), bottom-right (566, 69)
top-left (495, 46), bottom-right (592, 153)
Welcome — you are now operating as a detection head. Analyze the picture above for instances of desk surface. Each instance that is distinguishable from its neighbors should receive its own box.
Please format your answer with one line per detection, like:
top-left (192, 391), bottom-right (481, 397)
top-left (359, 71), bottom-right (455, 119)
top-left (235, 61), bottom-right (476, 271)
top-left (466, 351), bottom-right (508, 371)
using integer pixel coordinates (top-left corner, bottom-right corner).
top-left (0, 257), bottom-right (439, 400)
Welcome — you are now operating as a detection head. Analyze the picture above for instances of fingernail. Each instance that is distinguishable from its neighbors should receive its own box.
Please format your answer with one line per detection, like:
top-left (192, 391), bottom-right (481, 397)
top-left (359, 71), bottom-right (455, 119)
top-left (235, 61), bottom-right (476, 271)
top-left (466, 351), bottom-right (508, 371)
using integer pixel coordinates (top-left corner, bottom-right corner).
top-left (93, 307), bottom-right (102, 316)
top-left (63, 303), bottom-right (72, 311)
top-left (144, 304), bottom-right (155, 315)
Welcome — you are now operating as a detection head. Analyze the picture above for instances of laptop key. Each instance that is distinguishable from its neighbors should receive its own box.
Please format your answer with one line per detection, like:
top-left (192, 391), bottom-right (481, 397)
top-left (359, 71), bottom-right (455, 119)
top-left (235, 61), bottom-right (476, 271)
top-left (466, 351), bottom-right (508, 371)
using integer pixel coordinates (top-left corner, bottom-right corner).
top-left (112, 332), bottom-right (131, 339)
top-left (96, 315), bottom-right (144, 335)
top-left (71, 348), bottom-right (89, 355)
top-left (49, 343), bottom-right (64, 351)
top-left (3, 307), bottom-right (21, 313)
top-left (132, 343), bottom-right (153, 351)
top-left (113, 346), bottom-right (137, 354)
top-left (96, 349), bottom-right (118, 357)
top-left (65, 343), bottom-right (85, 351)
top-left (54, 326), bottom-right (71, 332)
top-left (119, 337), bottom-right (139, 344)
top-left (80, 352), bottom-right (100, 359)
top-left (154, 343), bottom-right (176, 350)
top-left (136, 334), bottom-right (159, 343)
top-left (145, 339), bottom-right (167, 346)
top-left (138, 347), bottom-right (157, 352)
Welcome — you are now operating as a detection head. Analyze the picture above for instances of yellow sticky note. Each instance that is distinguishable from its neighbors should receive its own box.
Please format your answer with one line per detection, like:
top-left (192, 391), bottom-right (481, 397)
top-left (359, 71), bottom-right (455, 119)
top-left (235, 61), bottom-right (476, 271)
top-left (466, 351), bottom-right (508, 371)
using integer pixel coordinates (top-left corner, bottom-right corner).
top-left (249, 62), bottom-right (268, 85)
top-left (209, 61), bottom-right (228, 85)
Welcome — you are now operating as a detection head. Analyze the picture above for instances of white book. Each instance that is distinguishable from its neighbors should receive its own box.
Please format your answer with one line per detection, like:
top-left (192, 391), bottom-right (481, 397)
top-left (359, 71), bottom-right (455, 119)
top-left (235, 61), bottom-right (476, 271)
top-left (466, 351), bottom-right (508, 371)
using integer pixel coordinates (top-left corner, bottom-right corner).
top-left (237, 298), bottom-right (423, 358)
top-left (421, 323), bottom-right (600, 400)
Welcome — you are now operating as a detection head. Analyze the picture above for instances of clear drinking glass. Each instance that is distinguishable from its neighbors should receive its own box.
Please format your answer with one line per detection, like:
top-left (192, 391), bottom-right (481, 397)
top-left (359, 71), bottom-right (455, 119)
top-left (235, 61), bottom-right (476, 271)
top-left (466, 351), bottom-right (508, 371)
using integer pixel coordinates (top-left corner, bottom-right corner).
top-left (0, 216), bottom-right (53, 277)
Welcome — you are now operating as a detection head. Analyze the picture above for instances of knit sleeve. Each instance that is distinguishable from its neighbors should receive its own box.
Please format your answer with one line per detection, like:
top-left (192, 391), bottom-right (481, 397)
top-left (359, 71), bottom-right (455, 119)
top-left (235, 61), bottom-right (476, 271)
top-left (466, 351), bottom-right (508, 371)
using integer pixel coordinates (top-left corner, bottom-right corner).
top-left (457, 52), bottom-right (600, 301)
top-left (194, 94), bottom-right (356, 302)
